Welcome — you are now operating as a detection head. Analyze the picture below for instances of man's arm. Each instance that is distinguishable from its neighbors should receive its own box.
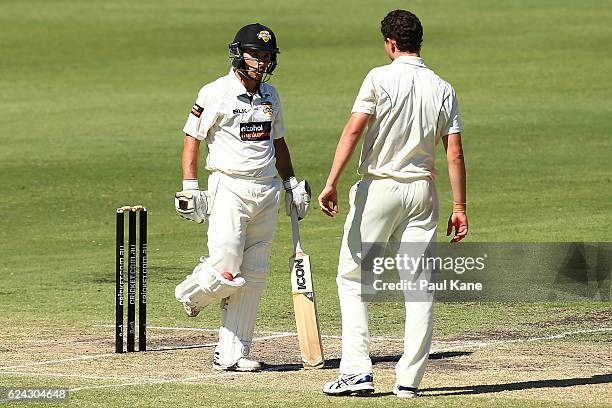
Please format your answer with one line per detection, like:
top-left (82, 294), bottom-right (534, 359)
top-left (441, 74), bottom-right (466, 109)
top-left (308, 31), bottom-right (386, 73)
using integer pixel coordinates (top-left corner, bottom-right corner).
top-left (182, 135), bottom-right (200, 181)
top-left (318, 112), bottom-right (370, 217)
top-left (443, 133), bottom-right (468, 242)
top-left (274, 137), bottom-right (312, 219)
top-left (175, 135), bottom-right (209, 223)
top-left (273, 137), bottom-right (295, 180)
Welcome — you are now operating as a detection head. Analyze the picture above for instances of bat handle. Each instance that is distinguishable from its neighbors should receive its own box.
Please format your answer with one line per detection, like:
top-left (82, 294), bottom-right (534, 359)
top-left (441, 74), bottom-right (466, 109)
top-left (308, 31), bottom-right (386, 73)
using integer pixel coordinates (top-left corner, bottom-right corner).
top-left (290, 206), bottom-right (303, 254)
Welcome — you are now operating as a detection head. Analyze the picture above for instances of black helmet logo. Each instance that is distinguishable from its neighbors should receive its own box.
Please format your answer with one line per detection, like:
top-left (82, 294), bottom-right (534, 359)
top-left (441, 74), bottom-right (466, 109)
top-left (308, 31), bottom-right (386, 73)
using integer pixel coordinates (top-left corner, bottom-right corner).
top-left (257, 31), bottom-right (272, 43)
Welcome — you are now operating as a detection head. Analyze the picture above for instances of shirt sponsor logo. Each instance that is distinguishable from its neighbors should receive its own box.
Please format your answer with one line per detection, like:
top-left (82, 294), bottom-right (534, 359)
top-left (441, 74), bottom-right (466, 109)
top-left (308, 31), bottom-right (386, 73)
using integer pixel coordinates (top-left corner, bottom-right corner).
top-left (233, 108), bottom-right (248, 114)
top-left (190, 104), bottom-right (203, 118)
top-left (240, 121), bottom-right (271, 141)
top-left (261, 101), bottom-right (273, 117)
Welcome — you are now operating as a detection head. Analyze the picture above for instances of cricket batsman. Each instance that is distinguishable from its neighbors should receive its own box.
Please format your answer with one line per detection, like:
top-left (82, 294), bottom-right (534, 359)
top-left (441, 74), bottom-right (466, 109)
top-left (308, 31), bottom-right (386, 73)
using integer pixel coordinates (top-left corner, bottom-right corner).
top-left (319, 10), bottom-right (468, 397)
top-left (173, 23), bottom-right (311, 372)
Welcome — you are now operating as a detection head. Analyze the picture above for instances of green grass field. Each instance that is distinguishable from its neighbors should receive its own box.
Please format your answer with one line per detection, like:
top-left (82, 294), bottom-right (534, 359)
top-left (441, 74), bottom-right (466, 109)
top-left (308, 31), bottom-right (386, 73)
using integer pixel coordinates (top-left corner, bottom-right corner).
top-left (1, 0), bottom-right (611, 406)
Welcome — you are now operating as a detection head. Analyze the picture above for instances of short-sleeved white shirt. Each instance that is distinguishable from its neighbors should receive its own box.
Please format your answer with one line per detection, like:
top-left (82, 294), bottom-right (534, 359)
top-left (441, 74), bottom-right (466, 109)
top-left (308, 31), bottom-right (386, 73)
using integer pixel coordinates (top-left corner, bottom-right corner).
top-left (352, 56), bottom-right (463, 181)
top-left (183, 69), bottom-right (285, 179)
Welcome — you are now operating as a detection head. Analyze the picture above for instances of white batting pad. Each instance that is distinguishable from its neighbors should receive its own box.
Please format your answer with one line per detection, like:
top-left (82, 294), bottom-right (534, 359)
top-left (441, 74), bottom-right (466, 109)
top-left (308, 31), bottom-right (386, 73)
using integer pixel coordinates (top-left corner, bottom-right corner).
top-left (175, 256), bottom-right (245, 309)
top-left (214, 243), bottom-right (270, 366)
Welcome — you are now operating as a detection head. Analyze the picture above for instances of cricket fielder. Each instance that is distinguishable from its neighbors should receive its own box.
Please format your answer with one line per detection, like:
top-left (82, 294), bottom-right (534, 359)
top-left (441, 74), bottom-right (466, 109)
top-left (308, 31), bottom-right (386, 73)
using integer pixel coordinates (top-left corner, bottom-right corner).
top-left (174, 23), bottom-right (311, 372)
top-left (319, 10), bottom-right (468, 397)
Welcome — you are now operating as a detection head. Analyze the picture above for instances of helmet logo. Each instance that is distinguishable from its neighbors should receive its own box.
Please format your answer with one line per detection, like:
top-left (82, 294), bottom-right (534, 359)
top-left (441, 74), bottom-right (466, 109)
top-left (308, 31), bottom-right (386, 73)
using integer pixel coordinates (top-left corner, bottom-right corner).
top-left (257, 30), bottom-right (272, 43)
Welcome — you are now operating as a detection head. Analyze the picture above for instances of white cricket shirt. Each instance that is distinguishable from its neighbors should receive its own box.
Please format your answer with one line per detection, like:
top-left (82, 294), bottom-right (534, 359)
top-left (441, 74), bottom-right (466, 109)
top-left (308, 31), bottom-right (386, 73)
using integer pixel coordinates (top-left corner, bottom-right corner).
top-left (352, 56), bottom-right (463, 181)
top-left (183, 69), bottom-right (285, 179)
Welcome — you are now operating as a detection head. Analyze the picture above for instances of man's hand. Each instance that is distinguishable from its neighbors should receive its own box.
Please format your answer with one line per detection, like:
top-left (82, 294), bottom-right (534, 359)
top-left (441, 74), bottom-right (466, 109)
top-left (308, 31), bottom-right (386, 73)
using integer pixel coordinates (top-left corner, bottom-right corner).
top-left (318, 184), bottom-right (338, 217)
top-left (284, 177), bottom-right (311, 219)
top-left (447, 212), bottom-right (468, 243)
top-left (175, 179), bottom-right (210, 224)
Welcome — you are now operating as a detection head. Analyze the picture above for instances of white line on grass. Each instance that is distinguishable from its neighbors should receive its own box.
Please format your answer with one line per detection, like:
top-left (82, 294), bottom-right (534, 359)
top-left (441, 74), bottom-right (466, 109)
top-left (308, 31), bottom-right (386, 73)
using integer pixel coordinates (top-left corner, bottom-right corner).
top-left (153, 342), bottom-right (219, 351)
top-left (97, 323), bottom-right (612, 344)
top-left (0, 371), bottom-right (132, 381)
top-left (0, 353), bottom-right (115, 371)
top-left (431, 327), bottom-right (612, 353)
top-left (0, 332), bottom-right (301, 370)
top-left (95, 324), bottom-right (401, 341)
top-left (95, 324), bottom-right (296, 336)
top-left (69, 372), bottom-right (240, 392)
top-left (94, 324), bottom-right (221, 334)
top-left (152, 332), bottom-right (295, 351)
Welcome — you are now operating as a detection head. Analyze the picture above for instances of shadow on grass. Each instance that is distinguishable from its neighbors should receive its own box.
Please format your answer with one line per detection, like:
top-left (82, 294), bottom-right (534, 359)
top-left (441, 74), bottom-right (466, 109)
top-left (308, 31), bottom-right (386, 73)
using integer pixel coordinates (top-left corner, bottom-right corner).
top-left (263, 351), bottom-right (472, 372)
top-left (422, 373), bottom-right (612, 396)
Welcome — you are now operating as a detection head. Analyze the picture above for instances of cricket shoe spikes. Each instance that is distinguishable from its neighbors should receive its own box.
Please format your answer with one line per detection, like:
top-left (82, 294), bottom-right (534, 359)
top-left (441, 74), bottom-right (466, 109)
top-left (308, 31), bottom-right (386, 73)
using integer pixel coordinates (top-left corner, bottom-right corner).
top-left (323, 373), bottom-right (374, 396)
top-left (213, 357), bottom-right (262, 372)
top-left (393, 384), bottom-right (418, 398)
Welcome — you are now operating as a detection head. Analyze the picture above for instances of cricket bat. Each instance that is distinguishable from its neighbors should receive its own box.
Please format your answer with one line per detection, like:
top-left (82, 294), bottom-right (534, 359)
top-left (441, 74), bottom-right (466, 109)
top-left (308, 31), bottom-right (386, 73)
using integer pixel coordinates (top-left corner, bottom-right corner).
top-left (289, 208), bottom-right (325, 369)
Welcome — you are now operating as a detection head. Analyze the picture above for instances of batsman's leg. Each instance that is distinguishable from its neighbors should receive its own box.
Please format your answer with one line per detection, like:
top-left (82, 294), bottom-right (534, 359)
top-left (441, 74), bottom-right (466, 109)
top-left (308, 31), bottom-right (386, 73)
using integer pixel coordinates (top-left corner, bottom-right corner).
top-left (213, 179), bottom-right (280, 371)
top-left (214, 242), bottom-right (270, 371)
top-left (175, 173), bottom-right (247, 316)
top-left (206, 175), bottom-right (247, 276)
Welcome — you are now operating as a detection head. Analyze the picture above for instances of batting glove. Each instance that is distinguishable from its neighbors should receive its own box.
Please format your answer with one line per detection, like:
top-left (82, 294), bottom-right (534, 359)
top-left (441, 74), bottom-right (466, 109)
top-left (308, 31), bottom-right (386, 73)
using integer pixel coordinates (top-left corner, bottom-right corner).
top-left (175, 179), bottom-right (210, 224)
top-left (284, 176), bottom-right (311, 219)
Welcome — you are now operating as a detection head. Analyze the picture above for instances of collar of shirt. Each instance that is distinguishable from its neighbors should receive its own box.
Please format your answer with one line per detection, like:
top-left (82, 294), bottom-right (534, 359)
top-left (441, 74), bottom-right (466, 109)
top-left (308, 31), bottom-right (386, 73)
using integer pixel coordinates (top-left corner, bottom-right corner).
top-left (392, 55), bottom-right (427, 68)
top-left (226, 68), bottom-right (271, 98)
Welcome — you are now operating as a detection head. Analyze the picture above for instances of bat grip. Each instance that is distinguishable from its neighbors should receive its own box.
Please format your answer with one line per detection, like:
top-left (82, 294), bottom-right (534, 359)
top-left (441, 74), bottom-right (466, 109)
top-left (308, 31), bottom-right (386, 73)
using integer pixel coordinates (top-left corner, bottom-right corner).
top-left (290, 207), bottom-right (303, 254)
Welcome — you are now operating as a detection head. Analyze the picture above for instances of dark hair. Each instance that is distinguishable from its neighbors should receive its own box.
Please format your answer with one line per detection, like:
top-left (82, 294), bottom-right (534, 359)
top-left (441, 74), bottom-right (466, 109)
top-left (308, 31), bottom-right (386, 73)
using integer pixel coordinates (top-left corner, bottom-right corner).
top-left (380, 10), bottom-right (423, 53)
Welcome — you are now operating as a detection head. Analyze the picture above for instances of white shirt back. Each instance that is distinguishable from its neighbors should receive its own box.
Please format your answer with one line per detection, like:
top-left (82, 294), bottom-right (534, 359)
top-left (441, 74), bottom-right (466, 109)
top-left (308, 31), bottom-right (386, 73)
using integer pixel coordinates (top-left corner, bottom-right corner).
top-left (352, 56), bottom-right (463, 181)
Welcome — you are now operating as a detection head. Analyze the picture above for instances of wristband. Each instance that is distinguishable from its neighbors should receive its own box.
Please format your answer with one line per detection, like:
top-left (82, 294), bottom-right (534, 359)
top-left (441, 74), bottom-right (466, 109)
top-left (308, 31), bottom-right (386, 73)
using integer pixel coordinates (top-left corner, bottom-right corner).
top-left (452, 202), bottom-right (467, 213)
top-left (182, 179), bottom-right (199, 191)
top-left (283, 176), bottom-right (298, 191)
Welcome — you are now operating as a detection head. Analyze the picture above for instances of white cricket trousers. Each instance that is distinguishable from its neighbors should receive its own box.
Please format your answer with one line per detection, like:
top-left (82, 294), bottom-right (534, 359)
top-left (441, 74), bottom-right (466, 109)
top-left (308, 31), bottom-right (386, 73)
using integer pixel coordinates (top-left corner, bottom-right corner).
top-left (337, 177), bottom-right (438, 388)
top-left (205, 171), bottom-right (281, 365)
top-left (206, 171), bottom-right (281, 275)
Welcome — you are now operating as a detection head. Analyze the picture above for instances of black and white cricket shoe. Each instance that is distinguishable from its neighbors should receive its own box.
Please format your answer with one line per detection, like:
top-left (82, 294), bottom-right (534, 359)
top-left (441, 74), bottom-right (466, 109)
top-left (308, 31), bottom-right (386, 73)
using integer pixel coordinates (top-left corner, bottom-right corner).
top-left (323, 373), bottom-right (374, 396)
top-left (393, 384), bottom-right (418, 398)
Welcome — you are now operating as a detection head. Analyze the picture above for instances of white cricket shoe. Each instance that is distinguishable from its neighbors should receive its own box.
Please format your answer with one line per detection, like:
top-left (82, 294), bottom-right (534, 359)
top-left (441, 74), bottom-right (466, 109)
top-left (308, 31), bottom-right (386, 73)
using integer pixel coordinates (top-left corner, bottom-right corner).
top-left (323, 373), bottom-right (374, 396)
top-left (213, 357), bottom-right (262, 372)
top-left (182, 302), bottom-right (200, 317)
top-left (393, 384), bottom-right (418, 398)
